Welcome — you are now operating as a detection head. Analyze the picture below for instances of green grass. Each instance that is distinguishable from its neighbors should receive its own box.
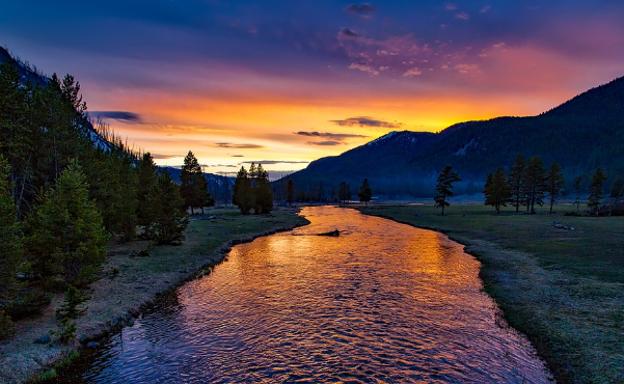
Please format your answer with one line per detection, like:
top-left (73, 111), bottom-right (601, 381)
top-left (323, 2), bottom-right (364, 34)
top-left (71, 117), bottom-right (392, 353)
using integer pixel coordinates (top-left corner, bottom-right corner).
top-left (359, 203), bottom-right (624, 384)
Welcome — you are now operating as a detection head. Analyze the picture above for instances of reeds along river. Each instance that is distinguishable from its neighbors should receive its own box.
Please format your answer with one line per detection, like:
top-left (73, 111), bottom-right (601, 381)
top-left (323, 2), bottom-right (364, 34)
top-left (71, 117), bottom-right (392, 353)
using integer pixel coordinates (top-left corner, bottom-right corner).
top-left (69, 206), bottom-right (552, 383)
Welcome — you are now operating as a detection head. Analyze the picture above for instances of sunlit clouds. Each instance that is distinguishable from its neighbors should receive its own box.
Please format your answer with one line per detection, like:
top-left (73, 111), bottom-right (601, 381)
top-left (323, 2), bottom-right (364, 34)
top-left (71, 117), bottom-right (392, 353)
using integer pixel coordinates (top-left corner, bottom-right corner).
top-left (2, 1), bottom-right (623, 174)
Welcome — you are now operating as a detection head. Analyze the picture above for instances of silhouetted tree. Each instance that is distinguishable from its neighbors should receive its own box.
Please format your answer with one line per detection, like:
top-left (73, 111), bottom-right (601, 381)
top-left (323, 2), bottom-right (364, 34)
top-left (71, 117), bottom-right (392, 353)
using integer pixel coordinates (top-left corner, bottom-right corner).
top-left (233, 166), bottom-right (252, 214)
top-left (434, 165), bottom-right (460, 215)
top-left (254, 164), bottom-right (273, 214)
top-left (338, 182), bottom-right (351, 205)
top-left (508, 154), bottom-right (526, 213)
top-left (286, 179), bottom-right (294, 207)
top-left (136, 153), bottom-right (159, 226)
top-left (358, 178), bottom-right (372, 205)
top-left (609, 177), bottom-right (624, 215)
top-left (587, 168), bottom-right (607, 215)
top-left (572, 176), bottom-right (583, 212)
top-left (523, 156), bottom-right (546, 214)
top-left (181, 151), bottom-right (204, 215)
top-left (484, 168), bottom-right (511, 213)
top-left (546, 162), bottom-right (565, 214)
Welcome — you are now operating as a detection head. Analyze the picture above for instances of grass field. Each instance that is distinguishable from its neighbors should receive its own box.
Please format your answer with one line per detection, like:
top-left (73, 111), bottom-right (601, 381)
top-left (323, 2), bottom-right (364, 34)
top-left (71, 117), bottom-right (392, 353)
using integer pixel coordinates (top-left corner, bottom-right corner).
top-left (359, 203), bottom-right (624, 384)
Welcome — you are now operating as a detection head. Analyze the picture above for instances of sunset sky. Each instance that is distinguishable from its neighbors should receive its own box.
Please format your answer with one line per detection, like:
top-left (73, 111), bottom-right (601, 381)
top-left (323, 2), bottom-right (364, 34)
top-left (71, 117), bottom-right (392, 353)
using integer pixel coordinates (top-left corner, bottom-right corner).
top-left (2, 1), bottom-right (624, 175)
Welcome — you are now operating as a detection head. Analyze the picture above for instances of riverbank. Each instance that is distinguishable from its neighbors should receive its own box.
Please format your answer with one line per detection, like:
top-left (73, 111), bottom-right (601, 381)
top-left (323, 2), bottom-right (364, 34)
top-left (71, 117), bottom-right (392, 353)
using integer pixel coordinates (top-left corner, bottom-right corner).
top-left (0, 208), bottom-right (309, 384)
top-left (358, 204), bottom-right (624, 384)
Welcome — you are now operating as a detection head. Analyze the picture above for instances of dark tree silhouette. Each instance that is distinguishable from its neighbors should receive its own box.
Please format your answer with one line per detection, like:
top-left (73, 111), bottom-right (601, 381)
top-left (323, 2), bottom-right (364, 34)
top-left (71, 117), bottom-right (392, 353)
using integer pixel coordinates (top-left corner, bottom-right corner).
top-left (587, 168), bottom-right (607, 215)
top-left (484, 168), bottom-right (511, 213)
top-left (572, 176), bottom-right (583, 212)
top-left (434, 165), bottom-right (460, 215)
top-left (508, 154), bottom-right (526, 213)
top-left (546, 162), bottom-right (565, 214)
top-left (338, 182), bottom-right (351, 205)
top-left (523, 156), bottom-right (546, 214)
top-left (358, 178), bottom-right (372, 205)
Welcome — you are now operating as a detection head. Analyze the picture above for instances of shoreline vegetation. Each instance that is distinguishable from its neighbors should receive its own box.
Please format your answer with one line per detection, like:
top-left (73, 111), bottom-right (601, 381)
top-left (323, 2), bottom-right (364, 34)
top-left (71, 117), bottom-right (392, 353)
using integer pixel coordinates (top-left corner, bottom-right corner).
top-left (0, 207), bottom-right (308, 384)
top-left (358, 203), bottom-right (624, 384)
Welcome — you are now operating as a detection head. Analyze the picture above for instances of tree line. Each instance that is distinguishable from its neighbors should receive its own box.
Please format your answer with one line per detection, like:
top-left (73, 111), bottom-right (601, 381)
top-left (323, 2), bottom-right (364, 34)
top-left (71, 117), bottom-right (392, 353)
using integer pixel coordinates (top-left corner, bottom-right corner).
top-left (281, 178), bottom-right (372, 206)
top-left (429, 155), bottom-right (622, 216)
top-left (0, 61), bottom-right (213, 341)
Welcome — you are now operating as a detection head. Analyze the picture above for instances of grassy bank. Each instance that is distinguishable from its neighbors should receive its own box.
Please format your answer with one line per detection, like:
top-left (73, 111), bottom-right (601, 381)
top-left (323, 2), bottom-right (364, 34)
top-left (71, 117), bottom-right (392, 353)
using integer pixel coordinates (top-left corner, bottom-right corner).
top-left (0, 208), bottom-right (308, 384)
top-left (359, 204), bottom-right (624, 384)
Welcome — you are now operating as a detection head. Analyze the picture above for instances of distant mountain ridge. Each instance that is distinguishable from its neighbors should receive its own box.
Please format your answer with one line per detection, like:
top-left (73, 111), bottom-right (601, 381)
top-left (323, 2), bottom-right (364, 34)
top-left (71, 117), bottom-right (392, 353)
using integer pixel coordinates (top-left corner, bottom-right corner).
top-left (278, 76), bottom-right (624, 197)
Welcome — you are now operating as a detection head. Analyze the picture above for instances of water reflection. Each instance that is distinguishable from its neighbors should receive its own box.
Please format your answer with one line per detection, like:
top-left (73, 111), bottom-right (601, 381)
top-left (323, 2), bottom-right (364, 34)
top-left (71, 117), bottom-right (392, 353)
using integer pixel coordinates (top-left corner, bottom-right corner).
top-left (77, 206), bottom-right (552, 383)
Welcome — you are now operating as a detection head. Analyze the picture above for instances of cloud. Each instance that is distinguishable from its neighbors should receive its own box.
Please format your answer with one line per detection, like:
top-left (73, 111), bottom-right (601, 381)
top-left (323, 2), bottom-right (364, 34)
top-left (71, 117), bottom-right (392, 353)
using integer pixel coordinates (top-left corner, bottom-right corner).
top-left (215, 142), bottom-right (264, 149)
top-left (331, 116), bottom-right (401, 128)
top-left (445, 3), bottom-right (458, 11)
top-left (348, 63), bottom-right (379, 75)
top-left (151, 153), bottom-right (179, 160)
top-left (231, 154), bottom-right (245, 158)
top-left (295, 131), bottom-right (367, 140)
top-left (241, 160), bottom-right (309, 165)
top-left (345, 3), bottom-right (375, 17)
top-left (402, 67), bottom-right (423, 77)
top-left (455, 12), bottom-right (470, 20)
top-left (88, 111), bottom-right (141, 122)
top-left (480, 5), bottom-right (491, 13)
top-left (308, 140), bottom-right (342, 146)
top-left (338, 27), bottom-right (360, 38)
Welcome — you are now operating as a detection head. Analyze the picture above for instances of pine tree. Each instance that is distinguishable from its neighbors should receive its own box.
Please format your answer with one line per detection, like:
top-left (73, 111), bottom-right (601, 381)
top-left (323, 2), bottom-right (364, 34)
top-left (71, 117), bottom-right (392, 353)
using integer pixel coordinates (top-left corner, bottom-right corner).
top-left (254, 164), bottom-right (273, 214)
top-left (572, 176), bottom-right (583, 212)
top-left (434, 165), bottom-right (460, 215)
top-left (181, 151), bottom-right (201, 215)
top-left (358, 178), bottom-right (372, 205)
top-left (546, 162), bottom-right (565, 214)
top-left (338, 182), bottom-right (351, 205)
top-left (523, 156), bottom-right (546, 214)
top-left (286, 179), bottom-right (294, 207)
top-left (484, 168), bottom-right (511, 213)
top-left (508, 154), bottom-right (526, 213)
top-left (27, 161), bottom-right (107, 286)
top-left (587, 168), bottom-right (607, 216)
top-left (233, 166), bottom-right (252, 214)
top-left (137, 153), bottom-right (159, 226)
top-left (149, 173), bottom-right (188, 244)
top-left (609, 178), bottom-right (624, 215)
top-left (0, 156), bottom-right (22, 312)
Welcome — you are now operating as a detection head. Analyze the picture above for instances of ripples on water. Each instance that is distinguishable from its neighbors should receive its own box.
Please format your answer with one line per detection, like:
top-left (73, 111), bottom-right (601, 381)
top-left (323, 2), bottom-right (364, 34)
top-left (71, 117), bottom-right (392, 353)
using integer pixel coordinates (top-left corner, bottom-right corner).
top-left (76, 206), bottom-right (552, 383)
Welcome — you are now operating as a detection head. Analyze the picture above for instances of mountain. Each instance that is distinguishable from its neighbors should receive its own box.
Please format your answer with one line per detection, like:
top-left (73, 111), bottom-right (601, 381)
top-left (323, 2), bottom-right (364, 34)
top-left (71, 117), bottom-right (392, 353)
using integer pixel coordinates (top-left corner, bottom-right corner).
top-left (278, 76), bottom-right (624, 198)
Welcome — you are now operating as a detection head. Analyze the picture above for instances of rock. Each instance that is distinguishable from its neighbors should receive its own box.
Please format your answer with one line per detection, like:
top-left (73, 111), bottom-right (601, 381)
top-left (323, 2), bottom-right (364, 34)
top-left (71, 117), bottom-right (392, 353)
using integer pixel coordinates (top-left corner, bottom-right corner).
top-left (317, 229), bottom-right (340, 237)
top-left (34, 334), bottom-right (51, 344)
top-left (86, 341), bottom-right (99, 349)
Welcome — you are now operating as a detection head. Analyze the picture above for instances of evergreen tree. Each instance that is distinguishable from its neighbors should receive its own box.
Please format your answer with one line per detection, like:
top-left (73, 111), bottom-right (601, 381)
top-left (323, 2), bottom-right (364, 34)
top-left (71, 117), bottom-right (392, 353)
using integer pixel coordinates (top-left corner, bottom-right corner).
top-left (27, 161), bottom-right (107, 286)
top-left (181, 151), bottom-right (201, 215)
top-left (358, 178), bottom-right (372, 205)
top-left (587, 168), bottom-right (607, 215)
top-left (137, 153), bottom-right (159, 226)
top-left (572, 176), bottom-right (583, 212)
top-left (338, 182), bottom-right (351, 205)
top-left (434, 165), bottom-right (460, 215)
top-left (0, 156), bottom-right (22, 311)
top-left (508, 155), bottom-right (526, 213)
top-left (484, 168), bottom-right (511, 213)
top-left (286, 179), bottom-right (294, 207)
top-left (523, 156), bottom-right (546, 214)
top-left (546, 162), bottom-right (565, 214)
top-left (149, 173), bottom-right (188, 244)
top-left (254, 164), bottom-right (273, 214)
top-left (608, 177), bottom-right (624, 215)
top-left (233, 166), bottom-right (252, 214)
top-left (196, 174), bottom-right (214, 214)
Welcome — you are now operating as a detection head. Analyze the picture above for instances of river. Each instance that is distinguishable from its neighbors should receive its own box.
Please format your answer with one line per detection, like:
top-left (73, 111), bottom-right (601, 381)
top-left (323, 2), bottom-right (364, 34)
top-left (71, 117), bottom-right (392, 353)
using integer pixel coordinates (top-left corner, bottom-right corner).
top-left (67, 206), bottom-right (552, 383)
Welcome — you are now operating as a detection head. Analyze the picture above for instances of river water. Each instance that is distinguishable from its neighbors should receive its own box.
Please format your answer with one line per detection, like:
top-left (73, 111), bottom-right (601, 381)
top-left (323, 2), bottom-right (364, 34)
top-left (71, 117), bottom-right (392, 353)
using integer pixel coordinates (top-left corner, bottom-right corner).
top-left (73, 206), bottom-right (552, 383)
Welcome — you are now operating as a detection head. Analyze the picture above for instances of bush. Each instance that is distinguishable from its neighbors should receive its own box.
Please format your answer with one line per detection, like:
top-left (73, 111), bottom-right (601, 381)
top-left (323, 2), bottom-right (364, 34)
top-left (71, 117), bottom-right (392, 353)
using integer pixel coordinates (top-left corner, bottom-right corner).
top-left (0, 310), bottom-right (15, 340)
